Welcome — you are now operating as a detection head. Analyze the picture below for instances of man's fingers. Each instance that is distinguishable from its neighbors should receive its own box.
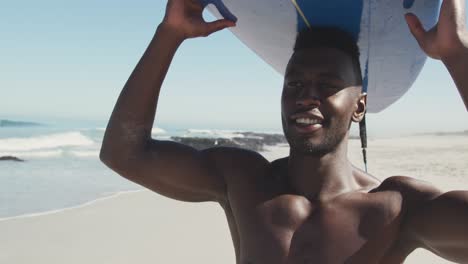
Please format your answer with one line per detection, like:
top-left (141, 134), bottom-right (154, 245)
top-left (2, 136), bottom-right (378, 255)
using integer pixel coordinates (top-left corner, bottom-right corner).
top-left (204, 19), bottom-right (236, 36)
top-left (440, 0), bottom-right (466, 27)
top-left (405, 13), bottom-right (428, 49)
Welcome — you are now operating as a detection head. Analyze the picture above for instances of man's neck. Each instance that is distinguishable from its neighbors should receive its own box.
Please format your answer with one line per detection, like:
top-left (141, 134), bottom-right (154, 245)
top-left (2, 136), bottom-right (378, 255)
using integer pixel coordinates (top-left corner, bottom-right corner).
top-left (287, 138), bottom-right (359, 202)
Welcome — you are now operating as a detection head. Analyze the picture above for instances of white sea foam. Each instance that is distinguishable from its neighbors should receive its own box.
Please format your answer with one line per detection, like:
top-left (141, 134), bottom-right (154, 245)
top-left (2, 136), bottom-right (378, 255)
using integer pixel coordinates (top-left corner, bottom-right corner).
top-left (254, 130), bottom-right (283, 134)
top-left (187, 129), bottom-right (216, 134)
top-left (96, 127), bottom-right (166, 134)
top-left (0, 149), bottom-right (102, 159)
top-left (70, 150), bottom-right (100, 158)
top-left (185, 129), bottom-right (245, 139)
top-left (151, 127), bottom-right (166, 134)
top-left (0, 132), bottom-right (94, 152)
top-left (0, 150), bottom-right (64, 158)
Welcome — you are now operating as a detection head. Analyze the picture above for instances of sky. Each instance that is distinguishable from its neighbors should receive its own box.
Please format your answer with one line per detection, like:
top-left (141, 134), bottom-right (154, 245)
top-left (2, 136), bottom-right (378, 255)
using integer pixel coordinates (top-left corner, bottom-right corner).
top-left (1, 0), bottom-right (467, 136)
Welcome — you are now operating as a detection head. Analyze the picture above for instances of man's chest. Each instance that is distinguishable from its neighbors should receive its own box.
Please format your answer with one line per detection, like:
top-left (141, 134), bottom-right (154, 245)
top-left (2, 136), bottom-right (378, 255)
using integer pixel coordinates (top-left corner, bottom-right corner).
top-left (227, 190), bottom-right (405, 264)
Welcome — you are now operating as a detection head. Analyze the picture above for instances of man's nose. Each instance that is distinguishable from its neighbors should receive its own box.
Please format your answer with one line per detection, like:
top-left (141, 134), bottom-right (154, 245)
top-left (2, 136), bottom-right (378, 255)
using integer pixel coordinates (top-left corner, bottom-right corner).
top-left (296, 88), bottom-right (321, 108)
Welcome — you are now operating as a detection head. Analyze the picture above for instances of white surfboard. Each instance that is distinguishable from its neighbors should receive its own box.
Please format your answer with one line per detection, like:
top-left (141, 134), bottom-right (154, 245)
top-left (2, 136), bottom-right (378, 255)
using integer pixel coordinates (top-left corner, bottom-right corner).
top-left (200, 0), bottom-right (441, 113)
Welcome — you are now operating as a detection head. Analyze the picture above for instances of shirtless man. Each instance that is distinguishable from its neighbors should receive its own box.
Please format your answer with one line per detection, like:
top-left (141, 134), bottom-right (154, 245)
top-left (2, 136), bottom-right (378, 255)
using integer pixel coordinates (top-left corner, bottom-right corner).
top-left (100, 0), bottom-right (468, 263)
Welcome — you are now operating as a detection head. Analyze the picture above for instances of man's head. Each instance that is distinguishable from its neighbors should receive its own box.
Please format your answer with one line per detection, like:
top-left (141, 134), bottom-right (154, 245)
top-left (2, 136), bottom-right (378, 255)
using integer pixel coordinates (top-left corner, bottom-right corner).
top-left (281, 27), bottom-right (367, 156)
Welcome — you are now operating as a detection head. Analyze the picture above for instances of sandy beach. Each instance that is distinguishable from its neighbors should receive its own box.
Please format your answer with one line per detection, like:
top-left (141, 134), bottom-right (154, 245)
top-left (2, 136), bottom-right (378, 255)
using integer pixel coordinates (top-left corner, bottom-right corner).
top-left (2, 134), bottom-right (467, 264)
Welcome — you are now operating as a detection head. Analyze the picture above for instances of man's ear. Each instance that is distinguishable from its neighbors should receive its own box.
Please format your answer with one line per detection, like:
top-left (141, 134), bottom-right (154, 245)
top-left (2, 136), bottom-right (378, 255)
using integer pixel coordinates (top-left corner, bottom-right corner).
top-left (352, 92), bottom-right (367, 122)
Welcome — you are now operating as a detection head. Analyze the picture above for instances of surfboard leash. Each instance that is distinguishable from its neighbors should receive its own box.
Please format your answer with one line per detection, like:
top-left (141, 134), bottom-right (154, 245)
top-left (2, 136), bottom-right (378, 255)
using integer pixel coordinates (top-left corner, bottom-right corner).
top-left (359, 114), bottom-right (368, 173)
top-left (290, 0), bottom-right (311, 28)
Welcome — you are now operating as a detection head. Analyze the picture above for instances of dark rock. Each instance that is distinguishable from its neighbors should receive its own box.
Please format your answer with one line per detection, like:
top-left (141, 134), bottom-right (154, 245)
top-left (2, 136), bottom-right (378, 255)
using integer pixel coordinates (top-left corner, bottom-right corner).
top-left (0, 156), bottom-right (25, 162)
top-left (237, 132), bottom-right (287, 146)
top-left (171, 132), bottom-right (287, 152)
top-left (171, 137), bottom-right (245, 150)
top-left (171, 132), bottom-right (371, 152)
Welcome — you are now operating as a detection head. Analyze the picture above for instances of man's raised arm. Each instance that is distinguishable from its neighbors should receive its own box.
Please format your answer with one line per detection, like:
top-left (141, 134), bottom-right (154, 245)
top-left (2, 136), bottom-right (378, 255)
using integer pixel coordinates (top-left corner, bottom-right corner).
top-left (100, 0), bottom-right (235, 203)
top-left (405, 0), bottom-right (468, 110)
top-left (399, 1), bottom-right (468, 262)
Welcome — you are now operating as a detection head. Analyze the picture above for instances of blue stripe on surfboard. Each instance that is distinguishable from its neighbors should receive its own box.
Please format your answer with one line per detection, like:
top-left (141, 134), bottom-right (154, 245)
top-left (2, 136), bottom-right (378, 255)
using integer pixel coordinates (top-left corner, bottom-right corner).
top-left (294, 0), bottom-right (364, 41)
top-left (403, 0), bottom-right (416, 9)
top-left (199, 0), bottom-right (238, 22)
top-left (293, 0), bottom-right (368, 93)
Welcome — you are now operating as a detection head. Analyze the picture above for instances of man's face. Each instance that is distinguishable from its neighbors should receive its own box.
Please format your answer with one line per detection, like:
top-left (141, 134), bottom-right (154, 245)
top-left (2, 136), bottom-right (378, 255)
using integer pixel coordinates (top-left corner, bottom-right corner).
top-left (281, 47), bottom-right (365, 156)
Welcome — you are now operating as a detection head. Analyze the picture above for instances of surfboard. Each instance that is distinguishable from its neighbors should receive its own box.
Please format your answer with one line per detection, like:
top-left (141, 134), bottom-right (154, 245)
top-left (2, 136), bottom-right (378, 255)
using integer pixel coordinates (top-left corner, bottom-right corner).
top-left (199, 0), bottom-right (442, 113)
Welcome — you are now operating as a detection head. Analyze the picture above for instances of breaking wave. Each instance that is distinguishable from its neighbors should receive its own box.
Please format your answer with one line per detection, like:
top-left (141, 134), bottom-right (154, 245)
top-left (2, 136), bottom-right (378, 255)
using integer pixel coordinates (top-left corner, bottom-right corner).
top-left (0, 132), bottom-right (94, 152)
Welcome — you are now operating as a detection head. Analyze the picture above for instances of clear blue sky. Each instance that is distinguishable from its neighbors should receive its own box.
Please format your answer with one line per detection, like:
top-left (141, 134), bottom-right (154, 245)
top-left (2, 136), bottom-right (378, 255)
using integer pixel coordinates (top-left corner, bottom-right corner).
top-left (1, 0), bottom-right (467, 136)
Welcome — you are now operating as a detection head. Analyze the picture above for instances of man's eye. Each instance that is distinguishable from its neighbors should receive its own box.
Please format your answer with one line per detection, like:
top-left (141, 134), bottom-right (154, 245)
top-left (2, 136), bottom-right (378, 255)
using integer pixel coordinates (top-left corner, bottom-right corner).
top-left (287, 81), bottom-right (303, 88)
top-left (318, 83), bottom-right (339, 90)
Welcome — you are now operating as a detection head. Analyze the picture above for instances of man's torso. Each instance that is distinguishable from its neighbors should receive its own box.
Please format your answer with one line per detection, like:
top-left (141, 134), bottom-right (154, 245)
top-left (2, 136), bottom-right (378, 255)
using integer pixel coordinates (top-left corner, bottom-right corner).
top-left (216, 152), bottom-right (421, 264)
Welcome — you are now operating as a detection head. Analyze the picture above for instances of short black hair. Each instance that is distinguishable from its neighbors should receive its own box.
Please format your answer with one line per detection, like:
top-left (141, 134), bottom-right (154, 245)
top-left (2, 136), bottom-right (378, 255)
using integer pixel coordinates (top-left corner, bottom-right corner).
top-left (293, 27), bottom-right (362, 85)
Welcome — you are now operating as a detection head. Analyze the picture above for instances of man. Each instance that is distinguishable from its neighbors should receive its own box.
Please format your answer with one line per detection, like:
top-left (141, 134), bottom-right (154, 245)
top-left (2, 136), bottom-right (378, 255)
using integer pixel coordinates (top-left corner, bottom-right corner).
top-left (100, 0), bottom-right (468, 263)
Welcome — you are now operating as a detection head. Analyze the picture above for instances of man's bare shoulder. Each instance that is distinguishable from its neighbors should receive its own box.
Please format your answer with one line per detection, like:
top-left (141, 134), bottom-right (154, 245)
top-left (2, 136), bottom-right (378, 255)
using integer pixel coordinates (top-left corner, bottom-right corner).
top-left (202, 147), bottom-right (289, 187)
top-left (371, 176), bottom-right (443, 204)
top-left (202, 146), bottom-right (272, 173)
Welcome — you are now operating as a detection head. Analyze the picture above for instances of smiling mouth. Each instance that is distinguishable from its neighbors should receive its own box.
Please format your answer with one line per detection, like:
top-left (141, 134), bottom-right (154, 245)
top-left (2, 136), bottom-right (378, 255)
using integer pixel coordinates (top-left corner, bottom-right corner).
top-left (293, 117), bottom-right (323, 133)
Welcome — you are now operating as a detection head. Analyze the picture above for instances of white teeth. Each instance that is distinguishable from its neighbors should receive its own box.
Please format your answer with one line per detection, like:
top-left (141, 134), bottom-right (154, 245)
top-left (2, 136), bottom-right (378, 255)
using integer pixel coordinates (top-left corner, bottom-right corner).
top-left (296, 118), bottom-right (322, 125)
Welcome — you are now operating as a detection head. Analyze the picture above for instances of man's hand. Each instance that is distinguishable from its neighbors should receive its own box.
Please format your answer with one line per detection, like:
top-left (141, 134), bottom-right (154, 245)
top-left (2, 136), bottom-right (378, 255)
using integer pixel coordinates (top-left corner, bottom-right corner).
top-left (162, 0), bottom-right (236, 40)
top-left (405, 0), bottom-right (468, 110)
top-left (405, 0), bottom-right (468, 61)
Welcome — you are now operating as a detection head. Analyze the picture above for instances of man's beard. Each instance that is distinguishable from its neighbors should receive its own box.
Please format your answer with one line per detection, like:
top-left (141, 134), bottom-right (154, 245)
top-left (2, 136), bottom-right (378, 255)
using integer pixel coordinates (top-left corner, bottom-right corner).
top-left (286, 122), bottom-right (348, 156)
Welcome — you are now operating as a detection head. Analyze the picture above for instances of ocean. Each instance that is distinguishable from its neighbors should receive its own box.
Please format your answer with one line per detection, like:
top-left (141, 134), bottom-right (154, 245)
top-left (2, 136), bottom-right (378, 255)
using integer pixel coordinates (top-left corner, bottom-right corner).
top-left (0, 123), bottom-right (281, 219)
